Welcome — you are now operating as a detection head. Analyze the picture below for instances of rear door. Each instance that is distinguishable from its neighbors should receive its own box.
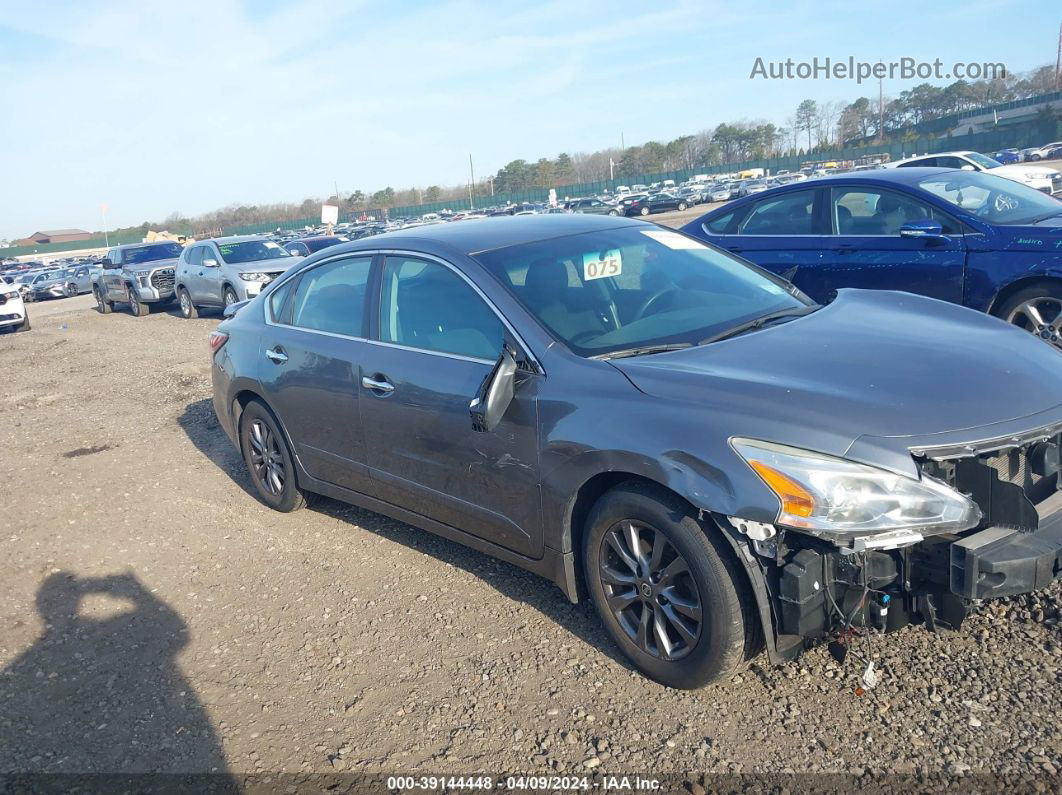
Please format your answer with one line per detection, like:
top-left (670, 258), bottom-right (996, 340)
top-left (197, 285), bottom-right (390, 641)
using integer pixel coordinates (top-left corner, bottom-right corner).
top-left (257, 254), bottom-right (376, 494)
top-left (715, 188), bottom-right (826, 285)
top-left (810, 185), bottom-right (967, 304)
top-left (180, 245), bottom-right (205, 302)
top-left (358, 254), bottom-right (543, 557)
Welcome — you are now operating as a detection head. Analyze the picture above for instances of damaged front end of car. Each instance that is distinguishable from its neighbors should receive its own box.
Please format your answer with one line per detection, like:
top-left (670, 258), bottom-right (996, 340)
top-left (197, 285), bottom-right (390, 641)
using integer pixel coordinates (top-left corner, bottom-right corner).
top-left (717, 426), bottom-right (1062, 666)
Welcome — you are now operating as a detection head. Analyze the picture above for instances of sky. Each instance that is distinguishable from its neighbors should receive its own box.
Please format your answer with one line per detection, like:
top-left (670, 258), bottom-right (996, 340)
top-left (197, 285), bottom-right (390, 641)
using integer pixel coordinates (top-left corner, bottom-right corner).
top-left (0, 0), bottom-right (1058, 239)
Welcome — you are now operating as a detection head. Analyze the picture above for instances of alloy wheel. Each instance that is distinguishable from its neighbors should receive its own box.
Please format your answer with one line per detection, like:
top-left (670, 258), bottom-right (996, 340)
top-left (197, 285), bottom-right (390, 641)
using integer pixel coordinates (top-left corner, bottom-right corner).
top-left (180, 291), bottom-right (191, 316)
top-left (1007, 297), bottom-right (1062, 350)
top-left (598, 520), bottom-right (702, 661)
top-left (248, 419), bottom-right (285, 495)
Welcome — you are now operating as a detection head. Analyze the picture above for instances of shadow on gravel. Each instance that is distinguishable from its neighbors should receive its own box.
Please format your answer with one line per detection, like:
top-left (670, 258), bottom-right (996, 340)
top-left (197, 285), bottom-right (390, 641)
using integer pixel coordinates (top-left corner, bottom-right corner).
top-left (178, 399), bottom-right (257, 498)
top-left (176, 398), bottom-right (632, 672)
top-left (0, 572), bottom-right (230, 776)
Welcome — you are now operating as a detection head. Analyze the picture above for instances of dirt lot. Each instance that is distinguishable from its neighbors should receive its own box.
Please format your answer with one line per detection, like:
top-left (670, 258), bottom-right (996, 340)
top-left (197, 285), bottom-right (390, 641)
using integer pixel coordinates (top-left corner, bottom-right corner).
top-left (1, 242), bottom-right (1061, 788)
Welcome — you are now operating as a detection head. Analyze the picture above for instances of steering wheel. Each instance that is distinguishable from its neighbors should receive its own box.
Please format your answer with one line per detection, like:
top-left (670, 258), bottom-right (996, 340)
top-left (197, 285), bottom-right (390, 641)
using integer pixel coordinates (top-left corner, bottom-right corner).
top-left (992, 192), bottom-right (1019, 213)
top-left (635, 286), bottom-right (681, 321)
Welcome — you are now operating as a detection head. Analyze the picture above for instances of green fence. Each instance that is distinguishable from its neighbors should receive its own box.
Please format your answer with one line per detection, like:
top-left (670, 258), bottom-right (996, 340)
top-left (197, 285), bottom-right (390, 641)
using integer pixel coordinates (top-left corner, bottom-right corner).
top-left (387, 118), bottom-right (1062, 218)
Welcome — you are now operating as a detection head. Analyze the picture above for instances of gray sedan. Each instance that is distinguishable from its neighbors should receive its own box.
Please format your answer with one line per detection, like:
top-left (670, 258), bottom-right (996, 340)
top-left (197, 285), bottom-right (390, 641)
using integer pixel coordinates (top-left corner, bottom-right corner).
top-left (209, 214), bottom-right (1062, 689)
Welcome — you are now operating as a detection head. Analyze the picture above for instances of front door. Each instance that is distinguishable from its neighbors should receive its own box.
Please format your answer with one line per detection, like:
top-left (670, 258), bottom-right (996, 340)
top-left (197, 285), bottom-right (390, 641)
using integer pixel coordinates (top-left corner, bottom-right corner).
top-left (197, 243), bottom-right (225, 306)
top-left (807, 186), bottom-right (967, 305)
top-left (359, 255), bottom-right (543, 558)
top-left (257, 255), bottom-right (375, 494)
top-left (717, 188), bottom-right (826, 286)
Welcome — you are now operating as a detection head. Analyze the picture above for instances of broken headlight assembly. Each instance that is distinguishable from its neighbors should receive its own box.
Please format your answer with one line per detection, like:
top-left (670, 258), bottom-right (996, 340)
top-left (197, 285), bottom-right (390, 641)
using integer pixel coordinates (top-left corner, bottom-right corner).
top-left (731, 438), bottom-right (981, 540)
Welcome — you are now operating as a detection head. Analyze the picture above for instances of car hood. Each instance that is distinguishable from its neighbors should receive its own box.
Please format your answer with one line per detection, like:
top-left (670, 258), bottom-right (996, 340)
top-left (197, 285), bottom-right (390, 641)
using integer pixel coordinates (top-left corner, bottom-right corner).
top-left (235, 256), bottom-right (300, 273)
top-left (611, 289), bottom-right (1062, 447)
top-left (993, 164), bottom-right (1057, 177)
top-left (135, 258), bottom-right (179, 270)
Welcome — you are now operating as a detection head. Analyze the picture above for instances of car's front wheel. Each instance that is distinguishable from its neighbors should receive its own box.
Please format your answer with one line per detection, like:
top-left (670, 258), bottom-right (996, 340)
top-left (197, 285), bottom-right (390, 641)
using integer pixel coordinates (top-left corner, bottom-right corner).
top-left (239, 399), bottom-right (313, 513)
top-left (678, 202), bottom-right (688, 211)
top-left (127, 285), bottom-right (150, 317)
top-left (178, 287), bottom-right (199, 319)
top-left (224, 287), bottom-right (239, 308)
top-left (583, 483), bottom-right (755, 688)
top-left (15, 312), bottom-right (30, 332)
top-left (997, 284), bottom-right (1062, 351)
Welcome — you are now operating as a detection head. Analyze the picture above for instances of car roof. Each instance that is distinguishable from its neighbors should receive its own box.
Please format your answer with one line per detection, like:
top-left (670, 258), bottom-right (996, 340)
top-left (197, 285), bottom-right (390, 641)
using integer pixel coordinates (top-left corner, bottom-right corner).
top-left (327, 214), bottom-right (644, 256)
top-left (113, 240), bottom-right (183, 250)
top-left (805, 166), bottom-right (956, 186)
top-left (196, 235), bottom-right (268, 244)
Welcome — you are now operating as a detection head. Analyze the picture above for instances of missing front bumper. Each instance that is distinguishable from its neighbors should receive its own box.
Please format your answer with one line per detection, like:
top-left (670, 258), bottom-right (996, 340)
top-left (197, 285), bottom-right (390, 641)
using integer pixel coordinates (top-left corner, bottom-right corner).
top-left (950, 504), bottom-right (1062, 600)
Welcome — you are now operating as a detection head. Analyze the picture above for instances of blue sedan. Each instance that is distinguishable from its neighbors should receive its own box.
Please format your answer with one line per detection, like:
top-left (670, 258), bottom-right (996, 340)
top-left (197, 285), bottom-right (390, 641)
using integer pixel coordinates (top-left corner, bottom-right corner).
top-left (681, 167), bottom-right (1062, 349)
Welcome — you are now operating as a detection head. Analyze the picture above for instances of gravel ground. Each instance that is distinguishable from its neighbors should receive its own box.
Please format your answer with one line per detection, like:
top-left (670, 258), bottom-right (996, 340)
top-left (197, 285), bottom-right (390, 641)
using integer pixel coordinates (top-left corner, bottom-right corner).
top-left (0, 254), bottom-right (1060, 790)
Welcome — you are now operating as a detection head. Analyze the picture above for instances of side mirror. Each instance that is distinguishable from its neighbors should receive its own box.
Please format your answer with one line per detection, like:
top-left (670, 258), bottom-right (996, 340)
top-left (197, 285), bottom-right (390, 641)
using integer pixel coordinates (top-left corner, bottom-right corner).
top-left (202, 258), bottom-right (219, 268)
top-left (899, 219), bottom-right (946, 240)
top-left (960, 164), bottom-right (976, 171)
top-left (470, 345), bottom-right (518, 433)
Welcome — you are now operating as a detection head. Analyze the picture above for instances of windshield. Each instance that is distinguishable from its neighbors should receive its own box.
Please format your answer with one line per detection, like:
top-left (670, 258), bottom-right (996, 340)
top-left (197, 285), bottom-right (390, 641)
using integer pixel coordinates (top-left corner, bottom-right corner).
top-left (475, 226), bottom-right (810, 357)
top-left (918, 171), bottom-right (1062, 225)
top-left (123, 243), bottom-right (183, 264)
top-left (217, 240), bottom-right (292, 264)
top-left (965, 152), bottom-right (1002, 170)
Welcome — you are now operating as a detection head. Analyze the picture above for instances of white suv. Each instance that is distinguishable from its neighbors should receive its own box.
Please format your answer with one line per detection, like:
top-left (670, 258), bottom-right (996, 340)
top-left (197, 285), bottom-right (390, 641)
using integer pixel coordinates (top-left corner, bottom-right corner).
top-left (0, 280), bottom-right (29, 333)
top-left (889, 150), bottom-right (1062, 195)
top-left (174, 236), bottom-right (301, 318)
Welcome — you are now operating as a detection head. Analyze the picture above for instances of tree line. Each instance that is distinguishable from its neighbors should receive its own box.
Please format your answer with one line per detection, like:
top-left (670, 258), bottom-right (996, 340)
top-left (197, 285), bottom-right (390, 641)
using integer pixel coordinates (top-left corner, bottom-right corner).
top-left (107, 62), bottom-right (1060, 235)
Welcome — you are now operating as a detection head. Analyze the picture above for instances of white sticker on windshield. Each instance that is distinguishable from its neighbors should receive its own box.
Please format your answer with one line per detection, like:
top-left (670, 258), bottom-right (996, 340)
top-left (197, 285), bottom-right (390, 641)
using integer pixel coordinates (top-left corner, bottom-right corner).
top-left (583, 249), bottom-right (622, 281)
top-left (640, 229), bottom-right (702, 250)
top-left (264, 241), bottom-right (282, 249)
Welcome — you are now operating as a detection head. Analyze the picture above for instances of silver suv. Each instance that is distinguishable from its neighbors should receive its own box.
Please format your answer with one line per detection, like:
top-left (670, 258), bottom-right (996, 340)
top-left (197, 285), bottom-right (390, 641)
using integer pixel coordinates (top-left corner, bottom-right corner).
top-left (93, 241), bottom-right (182, 317)
top-left (175, 236), bottom-right (299, 318)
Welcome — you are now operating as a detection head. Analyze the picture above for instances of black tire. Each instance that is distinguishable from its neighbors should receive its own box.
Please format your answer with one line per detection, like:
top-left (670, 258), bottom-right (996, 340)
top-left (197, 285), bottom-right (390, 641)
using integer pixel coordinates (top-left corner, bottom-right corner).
top-left (127, 285), bottom-right (150, 317)
top-left (239, 399), bottom-right (313, 513)
top-left (639, 206), bottom-right (650, 216)
top-left (23, 292), bottom-right (35, 303)
top-left (178, 287), bottom-right (199, 319)
top-left (608, 209), bottom-right (618, 216)
top-left (94, 287), bottom-right (113, 314)
top-left (994, 283), bottom-right (1062, 350)
top-left (223, 287), bottom-right (239, 308)
top-left (66, 283), bottom-right (78, 298)
top-left (678, 202), bottom-right (688, 211)
top-left (1028, 154), bottom-right (1041, 161)
top-left (15, 312), bottom-right (30, 332)
top-left (582, 483), bottom-right (753, 688)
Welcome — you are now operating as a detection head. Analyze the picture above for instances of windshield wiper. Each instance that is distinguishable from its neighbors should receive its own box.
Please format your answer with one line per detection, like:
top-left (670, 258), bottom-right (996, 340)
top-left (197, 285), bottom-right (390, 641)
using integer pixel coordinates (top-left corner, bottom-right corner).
top-left (1028, 211), bottom-right (1062, 225)
top-left (697, 306), bottom-right (817, 346)
top-left (593, 343), bottom-right (692, 360)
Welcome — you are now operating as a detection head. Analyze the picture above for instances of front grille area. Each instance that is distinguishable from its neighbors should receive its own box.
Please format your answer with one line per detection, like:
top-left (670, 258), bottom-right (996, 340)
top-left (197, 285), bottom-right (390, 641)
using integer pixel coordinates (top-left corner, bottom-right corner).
top-left (920, 433), bottom-right (1061, 531)
top-left (151, 268), bottom-right (175, 291)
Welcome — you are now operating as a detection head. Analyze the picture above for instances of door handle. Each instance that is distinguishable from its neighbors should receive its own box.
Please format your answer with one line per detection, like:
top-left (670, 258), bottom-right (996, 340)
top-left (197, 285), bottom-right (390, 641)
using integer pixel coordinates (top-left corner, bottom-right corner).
top-left (833, 244), bottom-right (859, 255)
top-left (265, 347), bottom-right (288, 364)
top-left (361, 375), bottom-right (395, 394)
top-left (726, 245), bottom-right (744, 253)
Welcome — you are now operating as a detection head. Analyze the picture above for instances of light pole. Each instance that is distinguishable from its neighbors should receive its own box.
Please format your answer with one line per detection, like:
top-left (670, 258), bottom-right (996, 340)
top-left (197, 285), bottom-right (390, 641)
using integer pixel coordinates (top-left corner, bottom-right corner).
top-left (487, 176), bottom-right (494, 196)
top-left (468, 154), bottom-right (476, 210)
top-left (101, 203), bottom-right (109, 247)
top-left (609, 158), bottom-right (615, 181)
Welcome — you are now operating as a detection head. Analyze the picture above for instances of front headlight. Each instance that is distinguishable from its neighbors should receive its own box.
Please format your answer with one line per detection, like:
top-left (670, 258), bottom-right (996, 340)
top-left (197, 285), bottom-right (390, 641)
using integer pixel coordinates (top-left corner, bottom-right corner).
top-left (732, 438), bottom-right (980, 537)
top-left (239, 272), bottom-right (270, 282)
top-left (3, 290), bottom-right (18, 299)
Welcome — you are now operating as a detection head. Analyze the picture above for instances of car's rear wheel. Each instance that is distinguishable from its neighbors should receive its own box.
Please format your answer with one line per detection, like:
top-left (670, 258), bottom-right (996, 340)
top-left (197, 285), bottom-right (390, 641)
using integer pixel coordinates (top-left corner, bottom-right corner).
top-left (127, 285), bottom-right (150, 317)
top-left (608, 209), bottom-right (618, 216)
top-left (583, 483), bottom-right (754, 688)
top-left (94, 287), bottom-right (113, 314)
top-left (639, 206), bottom-right (650, 216)
top-left (239, 400), bottom-right (313, 513)
top-left (66, 283), bottom-right (78, 298)
top-left (178, 287), bottom-right (199, 319)
top-left (678, 202), bottom-right (688, 211)
top-left (997, 285), bottom-right (1062, 351)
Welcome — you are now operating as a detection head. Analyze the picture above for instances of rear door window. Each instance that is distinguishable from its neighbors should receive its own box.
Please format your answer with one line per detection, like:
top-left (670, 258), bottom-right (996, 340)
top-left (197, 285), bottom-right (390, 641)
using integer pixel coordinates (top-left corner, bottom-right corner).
top-left (737, 190), bottom-right (816, 235)
top-left (289, 256), bottom-right (373, 337)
